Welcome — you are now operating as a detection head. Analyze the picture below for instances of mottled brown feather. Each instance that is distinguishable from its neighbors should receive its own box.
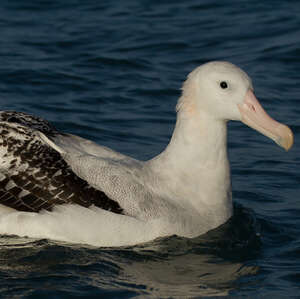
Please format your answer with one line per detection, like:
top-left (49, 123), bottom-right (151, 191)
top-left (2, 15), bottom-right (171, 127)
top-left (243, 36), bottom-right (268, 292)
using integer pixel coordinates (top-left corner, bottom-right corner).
top-left (0, 111), bottom-right (123, 214)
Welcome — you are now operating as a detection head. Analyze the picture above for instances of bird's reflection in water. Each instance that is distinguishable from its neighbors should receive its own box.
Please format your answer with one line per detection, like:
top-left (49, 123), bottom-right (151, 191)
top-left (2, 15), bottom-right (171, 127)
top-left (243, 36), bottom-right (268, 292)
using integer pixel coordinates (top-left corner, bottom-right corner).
top-left (107, 204), bottom-right (261, 297)
top-left (0, 204), bottom-right (260, 297)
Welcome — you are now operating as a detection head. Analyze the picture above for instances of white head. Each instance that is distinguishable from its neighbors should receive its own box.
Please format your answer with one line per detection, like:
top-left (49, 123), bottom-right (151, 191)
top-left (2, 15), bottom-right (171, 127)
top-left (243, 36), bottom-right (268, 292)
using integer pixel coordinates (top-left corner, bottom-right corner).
top-left (177, 61), bottom-right (293, 150)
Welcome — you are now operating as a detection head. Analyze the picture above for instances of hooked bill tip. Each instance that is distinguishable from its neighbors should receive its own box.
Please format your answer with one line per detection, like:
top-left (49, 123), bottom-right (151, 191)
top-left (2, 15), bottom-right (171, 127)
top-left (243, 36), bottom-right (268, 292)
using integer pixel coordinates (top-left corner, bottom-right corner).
top-left (276, 124), bottom-right (294, 151)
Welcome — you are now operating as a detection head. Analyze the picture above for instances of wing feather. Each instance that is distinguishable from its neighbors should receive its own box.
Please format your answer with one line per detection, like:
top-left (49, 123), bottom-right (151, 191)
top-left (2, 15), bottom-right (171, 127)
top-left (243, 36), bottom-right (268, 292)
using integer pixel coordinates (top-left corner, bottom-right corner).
top-left (0, 111), bottom-right (123, 214)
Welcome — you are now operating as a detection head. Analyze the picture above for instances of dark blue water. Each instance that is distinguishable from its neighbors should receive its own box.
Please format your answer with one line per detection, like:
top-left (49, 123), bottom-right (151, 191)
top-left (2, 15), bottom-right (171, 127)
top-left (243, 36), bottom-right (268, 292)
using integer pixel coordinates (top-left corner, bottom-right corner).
top-left (0, 0), bottom-right (299, 297)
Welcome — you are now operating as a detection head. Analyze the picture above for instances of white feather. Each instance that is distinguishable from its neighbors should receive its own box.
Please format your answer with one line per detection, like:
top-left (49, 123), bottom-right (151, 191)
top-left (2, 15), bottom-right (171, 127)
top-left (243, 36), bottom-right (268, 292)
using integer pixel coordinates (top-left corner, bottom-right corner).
top-left (0, 62), bottom-right (264, 246)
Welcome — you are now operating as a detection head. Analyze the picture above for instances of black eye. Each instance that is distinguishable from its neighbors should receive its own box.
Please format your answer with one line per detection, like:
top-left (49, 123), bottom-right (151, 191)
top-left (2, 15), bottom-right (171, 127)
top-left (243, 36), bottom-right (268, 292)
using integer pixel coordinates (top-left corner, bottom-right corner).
top-left (220, 81), bottom-right (228, 89)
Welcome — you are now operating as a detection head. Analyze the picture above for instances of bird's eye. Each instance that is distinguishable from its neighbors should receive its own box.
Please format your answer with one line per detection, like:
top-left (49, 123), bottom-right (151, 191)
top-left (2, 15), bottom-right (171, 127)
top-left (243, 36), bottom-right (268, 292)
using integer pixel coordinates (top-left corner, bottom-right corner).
top-left (220, 81), bottom-right (228, 89)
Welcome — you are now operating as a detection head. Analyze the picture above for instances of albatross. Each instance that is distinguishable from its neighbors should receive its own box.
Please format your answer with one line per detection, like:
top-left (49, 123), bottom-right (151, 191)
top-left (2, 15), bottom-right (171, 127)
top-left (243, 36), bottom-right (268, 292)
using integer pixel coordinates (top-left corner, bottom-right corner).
top-left (0, 61), bottom-right (293, 247)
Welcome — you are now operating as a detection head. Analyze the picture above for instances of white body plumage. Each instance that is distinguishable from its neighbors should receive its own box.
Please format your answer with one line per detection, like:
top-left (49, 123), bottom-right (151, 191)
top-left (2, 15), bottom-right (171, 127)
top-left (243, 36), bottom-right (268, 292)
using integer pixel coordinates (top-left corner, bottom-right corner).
top-left (0, 62), bottom-right (293, 246)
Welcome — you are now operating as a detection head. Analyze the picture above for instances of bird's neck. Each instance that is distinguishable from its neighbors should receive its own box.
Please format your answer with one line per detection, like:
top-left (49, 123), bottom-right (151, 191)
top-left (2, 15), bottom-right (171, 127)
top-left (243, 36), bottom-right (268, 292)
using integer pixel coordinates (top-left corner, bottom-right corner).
top-left (148, 110), bottom-right (232, 225)
top-left (167, 112), bottom-right (228, 166)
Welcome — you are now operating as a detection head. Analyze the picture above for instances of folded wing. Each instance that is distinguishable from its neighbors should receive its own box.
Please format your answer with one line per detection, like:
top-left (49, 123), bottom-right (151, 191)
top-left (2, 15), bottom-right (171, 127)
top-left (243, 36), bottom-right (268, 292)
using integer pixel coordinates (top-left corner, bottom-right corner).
top-left (0, 111), bottom-right (123, 214)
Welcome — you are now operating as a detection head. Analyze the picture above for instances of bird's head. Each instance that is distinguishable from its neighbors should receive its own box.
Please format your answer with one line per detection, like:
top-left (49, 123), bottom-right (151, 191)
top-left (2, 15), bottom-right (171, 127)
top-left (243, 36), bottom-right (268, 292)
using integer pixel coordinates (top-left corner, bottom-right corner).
top-left (177, 61), bottom-right (293, 150)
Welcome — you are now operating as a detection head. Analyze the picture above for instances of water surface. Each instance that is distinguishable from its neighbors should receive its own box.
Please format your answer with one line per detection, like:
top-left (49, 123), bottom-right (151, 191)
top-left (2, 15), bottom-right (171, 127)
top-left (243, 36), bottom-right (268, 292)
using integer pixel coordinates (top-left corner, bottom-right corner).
top-left (0, 0), bottom-right (299, 297)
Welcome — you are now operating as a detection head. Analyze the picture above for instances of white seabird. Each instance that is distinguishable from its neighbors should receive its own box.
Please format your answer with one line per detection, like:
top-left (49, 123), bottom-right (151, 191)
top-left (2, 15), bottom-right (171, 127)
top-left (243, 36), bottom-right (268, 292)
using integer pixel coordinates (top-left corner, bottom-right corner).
top-left (0, 61), bottom-right (293, 246)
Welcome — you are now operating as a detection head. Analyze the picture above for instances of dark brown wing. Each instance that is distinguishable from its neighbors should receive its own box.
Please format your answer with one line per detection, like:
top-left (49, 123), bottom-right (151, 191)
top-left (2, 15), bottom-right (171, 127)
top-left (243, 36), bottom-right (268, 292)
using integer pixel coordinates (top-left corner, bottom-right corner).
top-left (0, 111), bottom-right (123, 214)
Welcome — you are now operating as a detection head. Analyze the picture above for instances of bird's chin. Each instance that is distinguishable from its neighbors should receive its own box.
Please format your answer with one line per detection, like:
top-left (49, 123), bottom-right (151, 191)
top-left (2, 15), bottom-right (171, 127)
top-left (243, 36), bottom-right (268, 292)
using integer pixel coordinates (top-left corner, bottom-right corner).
top-left (238, 89), bottom-right (293, 151)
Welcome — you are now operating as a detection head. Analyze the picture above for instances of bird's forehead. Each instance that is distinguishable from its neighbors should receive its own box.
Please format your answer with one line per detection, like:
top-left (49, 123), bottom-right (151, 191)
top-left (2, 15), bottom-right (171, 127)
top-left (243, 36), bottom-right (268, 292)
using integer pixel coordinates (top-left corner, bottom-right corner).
top-left (202, 62), bottom-right (249, 80)
top-left (182, 61), bottom-right (253, 97)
